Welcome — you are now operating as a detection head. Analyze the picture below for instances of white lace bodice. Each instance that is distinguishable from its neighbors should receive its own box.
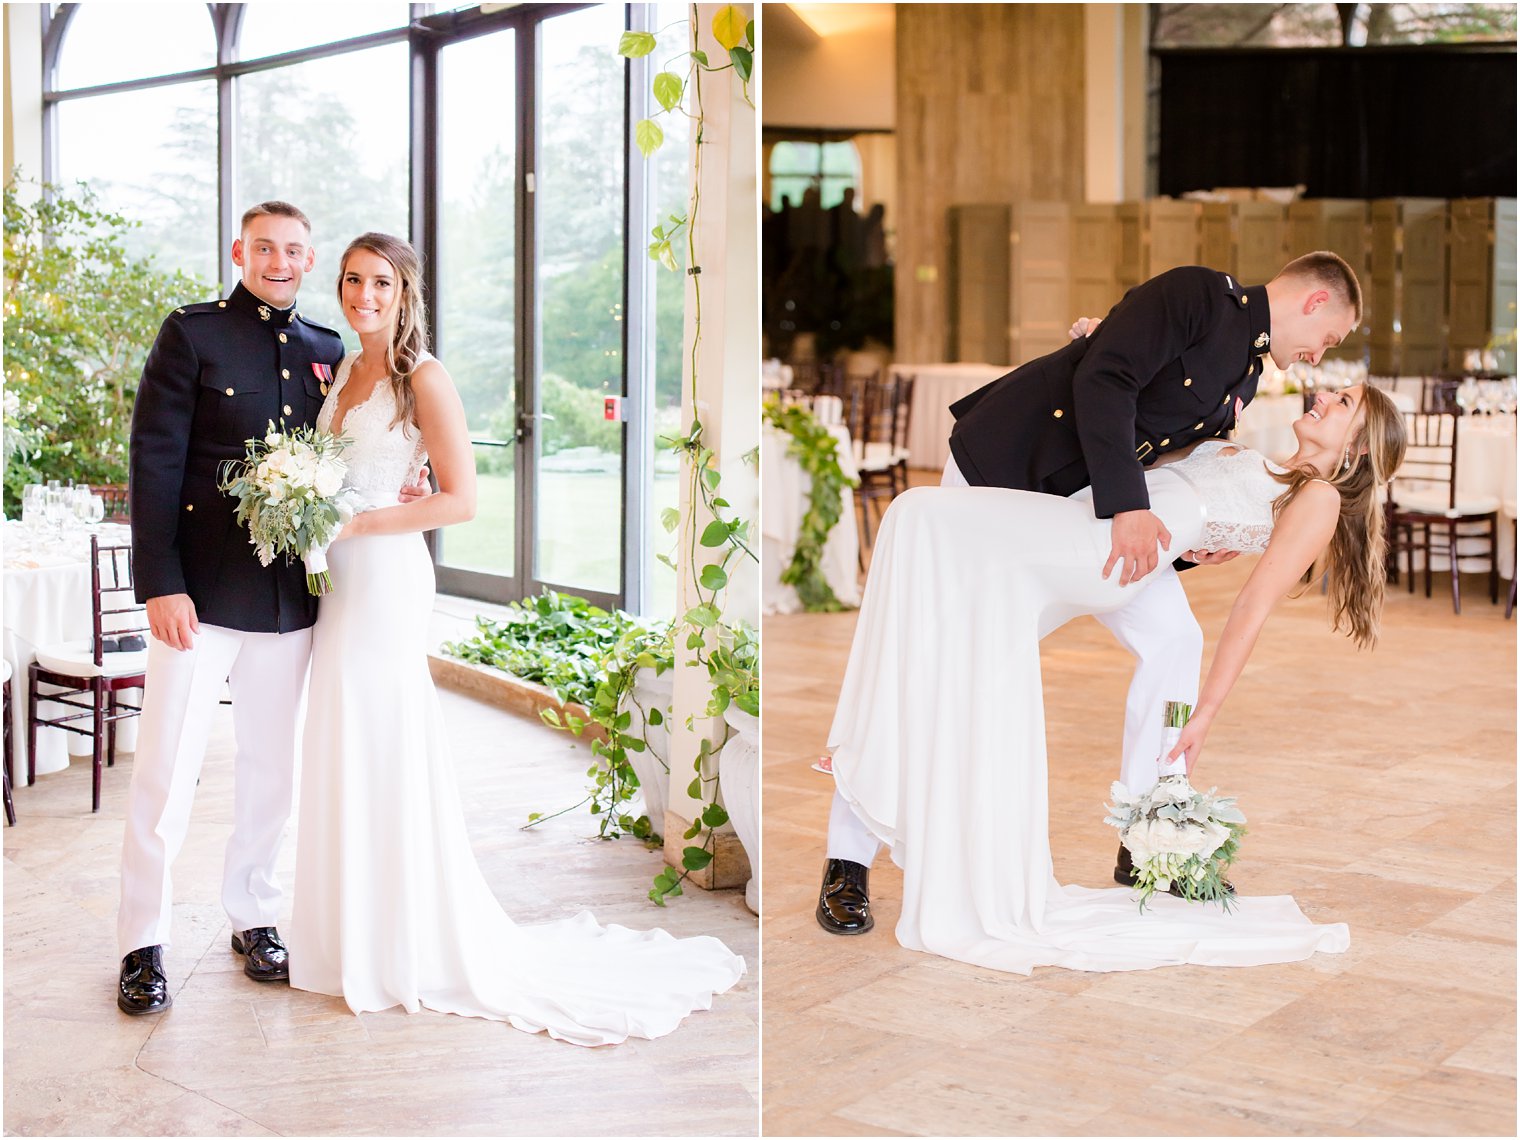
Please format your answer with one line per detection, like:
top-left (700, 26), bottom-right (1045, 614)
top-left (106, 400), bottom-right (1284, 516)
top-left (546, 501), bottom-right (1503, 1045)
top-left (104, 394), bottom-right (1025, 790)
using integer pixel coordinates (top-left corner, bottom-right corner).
top-left (1159, 439), bottom-right (1287, 554)
top-left (318, 352), bottom-right (430, 508)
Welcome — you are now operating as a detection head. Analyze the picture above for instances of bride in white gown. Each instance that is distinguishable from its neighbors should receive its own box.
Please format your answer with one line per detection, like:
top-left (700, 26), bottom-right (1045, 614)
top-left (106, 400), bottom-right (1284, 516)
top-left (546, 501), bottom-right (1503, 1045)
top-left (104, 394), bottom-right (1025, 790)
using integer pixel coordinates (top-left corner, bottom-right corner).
top-left (288, 233), bottom-right (744, 1046)
top-left (828, 382), bottom-right (1406, 976)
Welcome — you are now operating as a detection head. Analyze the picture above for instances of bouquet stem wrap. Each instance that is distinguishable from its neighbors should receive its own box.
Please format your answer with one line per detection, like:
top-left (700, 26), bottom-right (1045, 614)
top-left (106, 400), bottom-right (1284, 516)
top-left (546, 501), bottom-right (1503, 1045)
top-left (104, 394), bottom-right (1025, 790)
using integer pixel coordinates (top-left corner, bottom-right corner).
top-left (303, 543), bottom-right (333, 596)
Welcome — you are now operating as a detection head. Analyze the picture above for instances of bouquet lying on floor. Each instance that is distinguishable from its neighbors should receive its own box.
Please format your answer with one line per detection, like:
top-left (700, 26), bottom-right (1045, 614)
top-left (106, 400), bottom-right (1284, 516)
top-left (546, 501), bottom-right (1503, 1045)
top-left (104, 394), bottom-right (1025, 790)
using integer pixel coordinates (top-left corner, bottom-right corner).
top-left (219, 421), bottom-right (357, 595)
top-left (1104, 701), bottom-right (1246, 912)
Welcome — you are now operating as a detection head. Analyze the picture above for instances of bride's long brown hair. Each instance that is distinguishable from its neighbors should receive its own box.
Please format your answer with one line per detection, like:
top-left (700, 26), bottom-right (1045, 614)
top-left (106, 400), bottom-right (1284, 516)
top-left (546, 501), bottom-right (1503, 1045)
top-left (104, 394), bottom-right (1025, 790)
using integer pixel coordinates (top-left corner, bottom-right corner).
top-left (336, 232), bottom-right (430, 433)
top-left (1269, 383), bottom-right (1406, 649)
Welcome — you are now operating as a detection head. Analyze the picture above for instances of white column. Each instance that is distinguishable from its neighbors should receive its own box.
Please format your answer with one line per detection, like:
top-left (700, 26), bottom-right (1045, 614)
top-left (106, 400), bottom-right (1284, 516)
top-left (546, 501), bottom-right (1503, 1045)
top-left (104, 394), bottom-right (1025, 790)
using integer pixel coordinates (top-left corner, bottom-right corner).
top-left (666, 3), bottom-right (758, 888)
top-left (5, 4), bottom-right (44, 187)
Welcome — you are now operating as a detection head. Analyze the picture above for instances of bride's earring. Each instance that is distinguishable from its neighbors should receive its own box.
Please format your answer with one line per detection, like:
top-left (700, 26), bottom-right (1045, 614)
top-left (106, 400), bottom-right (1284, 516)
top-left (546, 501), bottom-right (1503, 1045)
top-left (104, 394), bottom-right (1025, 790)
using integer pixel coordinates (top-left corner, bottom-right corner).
top-left (1342, 445), bottom-right (1352, 472)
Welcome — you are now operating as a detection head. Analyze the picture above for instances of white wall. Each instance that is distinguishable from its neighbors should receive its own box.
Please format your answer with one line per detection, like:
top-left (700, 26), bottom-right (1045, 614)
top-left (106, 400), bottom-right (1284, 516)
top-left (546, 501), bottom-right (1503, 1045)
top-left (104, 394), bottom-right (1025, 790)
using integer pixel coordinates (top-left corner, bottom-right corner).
top-left (762, 3), bottom-right (895, 131)
top-left (5, 4), bottom-right (45, 186)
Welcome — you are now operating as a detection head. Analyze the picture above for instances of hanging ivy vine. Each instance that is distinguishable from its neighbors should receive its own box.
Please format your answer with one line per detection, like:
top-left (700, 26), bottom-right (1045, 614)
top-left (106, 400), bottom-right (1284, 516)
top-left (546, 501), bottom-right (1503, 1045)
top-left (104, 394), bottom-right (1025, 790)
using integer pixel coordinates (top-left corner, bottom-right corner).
top-left (761, 394), bottom-right (858, 612)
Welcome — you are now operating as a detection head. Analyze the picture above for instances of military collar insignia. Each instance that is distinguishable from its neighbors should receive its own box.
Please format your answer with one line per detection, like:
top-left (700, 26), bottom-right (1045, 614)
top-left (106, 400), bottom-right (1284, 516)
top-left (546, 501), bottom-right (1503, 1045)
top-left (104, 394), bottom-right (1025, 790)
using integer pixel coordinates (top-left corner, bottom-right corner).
top-left (1254, 331), bottom-right (1270, 349)
top-left (227, 282), bottom-right (296, 325)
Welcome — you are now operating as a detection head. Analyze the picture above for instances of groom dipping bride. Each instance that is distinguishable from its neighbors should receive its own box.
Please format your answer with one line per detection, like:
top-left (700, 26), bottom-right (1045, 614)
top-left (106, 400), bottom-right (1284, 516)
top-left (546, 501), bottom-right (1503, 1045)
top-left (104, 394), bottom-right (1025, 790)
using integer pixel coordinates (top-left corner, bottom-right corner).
top-left (816, 253), bottom-right (1407, 975)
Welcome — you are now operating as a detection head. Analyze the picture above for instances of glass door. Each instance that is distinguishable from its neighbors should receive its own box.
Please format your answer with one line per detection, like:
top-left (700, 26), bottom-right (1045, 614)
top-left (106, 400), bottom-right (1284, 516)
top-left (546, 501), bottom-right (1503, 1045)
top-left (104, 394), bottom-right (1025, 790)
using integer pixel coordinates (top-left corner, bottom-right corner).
top-left (433, 26), bottom-right (521, 601)
top-left (431, 3), bottom-right (640, 613)
top-left (529, 3), bottom-right (627, 609)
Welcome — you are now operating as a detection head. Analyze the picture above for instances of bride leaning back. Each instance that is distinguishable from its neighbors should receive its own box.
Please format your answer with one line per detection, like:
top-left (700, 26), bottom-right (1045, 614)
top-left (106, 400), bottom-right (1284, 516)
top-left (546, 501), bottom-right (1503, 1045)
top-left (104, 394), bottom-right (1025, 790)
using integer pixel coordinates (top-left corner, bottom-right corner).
top-left (288, 232), bottom-right (744, 1046)
top-left (826, 375), bottom-right (1407, 976)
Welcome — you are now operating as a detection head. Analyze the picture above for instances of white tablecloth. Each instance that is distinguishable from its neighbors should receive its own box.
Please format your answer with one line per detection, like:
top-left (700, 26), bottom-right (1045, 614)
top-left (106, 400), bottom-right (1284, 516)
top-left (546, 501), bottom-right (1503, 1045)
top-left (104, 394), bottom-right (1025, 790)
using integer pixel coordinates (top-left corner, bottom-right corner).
top-left (1391, 415), bottom-right (1518, 580)
top-left (4, 523), bottom-right (139, 784)
top-left (890, 362), bottom-right (1010, 472)
top-left (762, 422), bottom-right (861, 614)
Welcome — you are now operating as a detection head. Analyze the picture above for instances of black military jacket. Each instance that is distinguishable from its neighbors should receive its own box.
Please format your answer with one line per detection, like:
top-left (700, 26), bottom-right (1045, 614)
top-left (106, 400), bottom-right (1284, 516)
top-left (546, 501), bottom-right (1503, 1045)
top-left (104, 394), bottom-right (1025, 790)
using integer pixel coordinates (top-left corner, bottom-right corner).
top-left (129, 282), bottom-right (346, 632)
top-left (948, 266), bottom-right (1273, 519)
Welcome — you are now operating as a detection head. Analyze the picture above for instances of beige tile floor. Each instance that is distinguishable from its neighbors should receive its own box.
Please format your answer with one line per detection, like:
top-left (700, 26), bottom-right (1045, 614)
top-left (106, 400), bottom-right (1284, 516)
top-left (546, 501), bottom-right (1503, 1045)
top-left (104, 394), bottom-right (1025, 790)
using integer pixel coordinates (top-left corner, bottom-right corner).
top-left (4, 637), bottom-right (758, 1137)
top-left (763, 534), bottom-right (1517, 1136)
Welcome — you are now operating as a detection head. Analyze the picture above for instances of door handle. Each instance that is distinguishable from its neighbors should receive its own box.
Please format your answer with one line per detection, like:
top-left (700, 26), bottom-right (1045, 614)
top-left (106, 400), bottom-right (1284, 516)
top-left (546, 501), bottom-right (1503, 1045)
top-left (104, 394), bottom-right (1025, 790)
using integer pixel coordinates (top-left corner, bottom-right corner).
top-left (514, 410), bottom-right (557, 444)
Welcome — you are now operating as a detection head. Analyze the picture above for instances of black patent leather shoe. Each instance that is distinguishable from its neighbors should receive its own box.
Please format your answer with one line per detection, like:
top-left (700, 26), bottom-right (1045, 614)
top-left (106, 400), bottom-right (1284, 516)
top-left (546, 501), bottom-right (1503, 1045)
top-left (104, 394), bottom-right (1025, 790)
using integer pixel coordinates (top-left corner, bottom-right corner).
top-left (1114, 842), bottom-right (1235, 896)
top-left (816, 858), bottom-right (874, 935)
top-left (117, 946), bottom-right (172, 1015)
top-left (231, 926), bottom-right (290, 982)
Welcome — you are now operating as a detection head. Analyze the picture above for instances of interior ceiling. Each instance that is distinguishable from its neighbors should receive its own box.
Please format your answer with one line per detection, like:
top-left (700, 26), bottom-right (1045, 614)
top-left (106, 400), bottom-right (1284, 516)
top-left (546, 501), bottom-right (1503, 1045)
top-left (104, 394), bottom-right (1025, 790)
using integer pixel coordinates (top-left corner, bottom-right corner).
top-left (770, 3), bottom-right (896, 45)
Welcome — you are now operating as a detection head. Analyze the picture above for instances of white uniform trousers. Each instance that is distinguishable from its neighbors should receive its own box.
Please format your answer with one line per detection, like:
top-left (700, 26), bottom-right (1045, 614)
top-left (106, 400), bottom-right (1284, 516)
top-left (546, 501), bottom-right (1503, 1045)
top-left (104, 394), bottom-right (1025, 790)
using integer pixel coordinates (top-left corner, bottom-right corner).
top-left (117, 622), bottom-right (312, 959)
top-left (826, 454), bottom-right (1203, 867)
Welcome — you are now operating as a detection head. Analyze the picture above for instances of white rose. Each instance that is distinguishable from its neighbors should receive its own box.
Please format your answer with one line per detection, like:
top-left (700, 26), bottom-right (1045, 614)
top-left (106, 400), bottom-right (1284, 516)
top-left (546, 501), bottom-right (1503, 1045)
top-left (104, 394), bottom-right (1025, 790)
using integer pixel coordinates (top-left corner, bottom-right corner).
top-left (265, 430), bottom-right (281, 447)
top-left (314, 467), bottom-right (344, 497)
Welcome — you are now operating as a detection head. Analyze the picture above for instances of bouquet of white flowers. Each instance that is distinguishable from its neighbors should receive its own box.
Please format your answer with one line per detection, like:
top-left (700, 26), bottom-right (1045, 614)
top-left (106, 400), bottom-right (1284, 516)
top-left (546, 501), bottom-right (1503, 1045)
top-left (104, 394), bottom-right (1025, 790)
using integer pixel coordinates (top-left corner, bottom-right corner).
top-left (1103, 701), bottom-right (1246, 912)
top-left (218, 421), bottom-right (357, 595)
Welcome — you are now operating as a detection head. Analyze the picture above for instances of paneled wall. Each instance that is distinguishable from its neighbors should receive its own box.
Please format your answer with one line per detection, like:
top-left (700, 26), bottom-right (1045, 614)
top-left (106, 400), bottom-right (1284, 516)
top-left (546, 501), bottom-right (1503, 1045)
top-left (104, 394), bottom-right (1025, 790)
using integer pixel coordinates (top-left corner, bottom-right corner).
top-left (953, 197), bottom-right (1517, 373)
top-left (895, 4), bottom-right (1086, 363)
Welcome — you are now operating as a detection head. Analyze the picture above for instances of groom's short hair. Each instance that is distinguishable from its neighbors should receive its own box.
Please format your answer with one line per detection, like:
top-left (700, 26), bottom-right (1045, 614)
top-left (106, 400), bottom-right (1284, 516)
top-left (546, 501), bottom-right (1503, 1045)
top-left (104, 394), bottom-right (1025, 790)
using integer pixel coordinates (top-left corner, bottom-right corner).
top-left (241, 201), bottom-right (311, 235)
top-left (1276, 250), bottom-right (1363, 324)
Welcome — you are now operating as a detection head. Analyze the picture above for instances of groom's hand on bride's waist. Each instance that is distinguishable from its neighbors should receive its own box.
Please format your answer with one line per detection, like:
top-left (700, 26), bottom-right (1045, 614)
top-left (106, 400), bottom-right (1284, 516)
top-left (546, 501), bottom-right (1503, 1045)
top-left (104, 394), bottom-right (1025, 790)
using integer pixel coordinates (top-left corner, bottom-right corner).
top-left (146, 593), bottom-right (200, 651)
top-left (398, 464), bottom-right (432, 504)
top-left (1180, 549), bottom-right (1240, 566)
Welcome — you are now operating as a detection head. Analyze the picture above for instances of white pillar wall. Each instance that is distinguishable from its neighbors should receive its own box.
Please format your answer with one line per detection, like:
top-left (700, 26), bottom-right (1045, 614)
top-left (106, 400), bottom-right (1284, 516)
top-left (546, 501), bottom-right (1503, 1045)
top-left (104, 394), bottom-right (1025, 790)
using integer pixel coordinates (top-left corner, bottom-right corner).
top-left (5, 4), bottom-right (44, 188)
top-left (666, 3), bottom-right (759, 886)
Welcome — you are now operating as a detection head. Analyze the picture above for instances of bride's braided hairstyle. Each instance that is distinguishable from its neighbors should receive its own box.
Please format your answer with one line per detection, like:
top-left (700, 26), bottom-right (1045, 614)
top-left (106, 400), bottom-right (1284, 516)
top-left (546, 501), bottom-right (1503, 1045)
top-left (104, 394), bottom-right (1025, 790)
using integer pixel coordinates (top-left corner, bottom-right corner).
top-left (1269, 382), bottom-right (1406, 649)
top-left (336, 232), bottom-right (430, 434)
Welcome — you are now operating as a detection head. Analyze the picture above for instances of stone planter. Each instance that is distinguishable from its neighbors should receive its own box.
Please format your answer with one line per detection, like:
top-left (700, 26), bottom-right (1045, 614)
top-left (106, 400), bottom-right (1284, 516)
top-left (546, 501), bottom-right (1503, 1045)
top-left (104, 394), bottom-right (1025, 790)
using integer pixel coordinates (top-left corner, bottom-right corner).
top-left (719, 704), bottom-right (760, 915)
top-left (627, 666), bottom-right (674, 839)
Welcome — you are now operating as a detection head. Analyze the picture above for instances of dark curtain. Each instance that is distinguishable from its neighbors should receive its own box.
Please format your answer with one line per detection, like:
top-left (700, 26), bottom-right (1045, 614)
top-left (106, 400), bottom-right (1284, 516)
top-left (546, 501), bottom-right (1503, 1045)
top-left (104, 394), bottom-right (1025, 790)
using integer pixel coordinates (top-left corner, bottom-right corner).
top-left (1157, 47), bottom-right (1517, 198)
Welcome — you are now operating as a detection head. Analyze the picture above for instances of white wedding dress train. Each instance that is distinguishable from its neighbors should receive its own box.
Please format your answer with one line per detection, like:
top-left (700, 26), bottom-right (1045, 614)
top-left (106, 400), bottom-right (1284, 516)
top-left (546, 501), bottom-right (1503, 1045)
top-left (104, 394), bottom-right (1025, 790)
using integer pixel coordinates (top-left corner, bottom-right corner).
top-left (828, 456), bottom-right (1349, 976)
top-left (289, 354), bottom-right (744, 1045)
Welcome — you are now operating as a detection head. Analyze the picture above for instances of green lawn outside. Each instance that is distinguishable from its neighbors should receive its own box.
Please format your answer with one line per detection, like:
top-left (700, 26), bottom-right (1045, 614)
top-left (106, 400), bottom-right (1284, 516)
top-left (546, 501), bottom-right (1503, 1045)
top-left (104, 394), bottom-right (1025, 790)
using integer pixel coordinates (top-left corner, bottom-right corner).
top-left (439, 470), bottom-right (679, 617)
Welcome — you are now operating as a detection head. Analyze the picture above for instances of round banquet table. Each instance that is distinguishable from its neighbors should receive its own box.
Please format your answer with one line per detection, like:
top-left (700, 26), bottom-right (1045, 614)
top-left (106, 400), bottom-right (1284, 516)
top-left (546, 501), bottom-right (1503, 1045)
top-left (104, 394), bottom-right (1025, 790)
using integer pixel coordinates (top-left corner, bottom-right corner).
top-left (4, 522), bottom-right (139, 785)
top-left (890, 362), bottom-right (1011, 472)
top-left (762, 421), bottom-right (861, 615)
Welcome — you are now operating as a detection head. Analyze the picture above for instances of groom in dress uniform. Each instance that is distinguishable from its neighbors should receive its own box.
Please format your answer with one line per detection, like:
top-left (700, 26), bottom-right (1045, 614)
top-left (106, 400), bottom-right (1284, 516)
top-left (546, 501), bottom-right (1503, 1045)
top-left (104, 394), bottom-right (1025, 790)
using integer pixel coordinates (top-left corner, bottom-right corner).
top-left (119, 201), bottom-right (359, 1013)
top-left (817, 252), bottom-right (1362, 934)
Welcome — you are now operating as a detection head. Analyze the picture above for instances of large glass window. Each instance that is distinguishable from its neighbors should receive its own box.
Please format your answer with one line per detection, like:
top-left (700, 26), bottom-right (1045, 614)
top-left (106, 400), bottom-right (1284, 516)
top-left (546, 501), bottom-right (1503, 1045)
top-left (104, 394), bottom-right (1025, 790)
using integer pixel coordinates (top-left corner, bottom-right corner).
top-left (55, 3), bottom-right (214, 89)
top-left (44, 3), bottom-right (673, 614)
top-left (235, 44), bottom-right (411, 340)
top-left (534, 3), bottom-right (626, 597)
top-left (237, 3), bottom-right (410, 61)
top-left (56, 81), bottom-right (219, 288)
top-left (435, 29), bottom-right (518, 580)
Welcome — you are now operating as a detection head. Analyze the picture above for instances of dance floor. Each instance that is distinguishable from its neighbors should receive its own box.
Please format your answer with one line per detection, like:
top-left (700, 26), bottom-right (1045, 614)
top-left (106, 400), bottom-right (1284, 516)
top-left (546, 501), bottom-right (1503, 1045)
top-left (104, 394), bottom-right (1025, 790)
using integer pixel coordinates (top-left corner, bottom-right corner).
top-left (763, 518), bottom-right (1516, 1136)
